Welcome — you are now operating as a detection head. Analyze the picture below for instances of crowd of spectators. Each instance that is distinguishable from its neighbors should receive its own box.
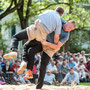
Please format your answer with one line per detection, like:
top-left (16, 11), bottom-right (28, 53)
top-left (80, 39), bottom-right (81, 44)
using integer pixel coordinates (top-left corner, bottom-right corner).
top-left (0, 49), bottom-right (90, 86)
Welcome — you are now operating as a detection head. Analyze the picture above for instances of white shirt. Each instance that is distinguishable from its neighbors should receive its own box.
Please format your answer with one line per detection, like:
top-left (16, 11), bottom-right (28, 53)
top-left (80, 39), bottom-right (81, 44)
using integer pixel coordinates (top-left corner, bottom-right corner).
top-left (74, 64), bottom-right (85, 72)
top-left (79, 71), bottom-right (86, 79)
top-left (47, 64), bottom-right (57, 72)
top-left (80, 55), bottom-right (87, 63)
top-left (44, 73), bottom-right (55, 84)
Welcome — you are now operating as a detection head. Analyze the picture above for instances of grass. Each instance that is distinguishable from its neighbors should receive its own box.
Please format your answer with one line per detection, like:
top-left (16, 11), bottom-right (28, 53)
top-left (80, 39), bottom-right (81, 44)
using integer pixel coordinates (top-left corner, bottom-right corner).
top-left (52, 82), bottom-right (90, 86)
top-left (79, 83), bottom-right (90, 86)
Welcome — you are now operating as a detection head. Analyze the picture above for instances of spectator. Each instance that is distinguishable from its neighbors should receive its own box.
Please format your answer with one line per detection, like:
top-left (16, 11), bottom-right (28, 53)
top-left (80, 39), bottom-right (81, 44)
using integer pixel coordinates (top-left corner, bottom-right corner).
top-left (44, 69), bottom-right (57, 85)
top-left (60, 68), bottom-right (79, 86)
top-left (86, 59), bottom-right (90, 78)
top-left (72, 53), bottom-right (76, 60)
top-left (73, 57), bottom-right (79, 66)
top-left (74, 61), bottom-right (89, 73)
top-left (66, 58), bottom-right (69, 64)
top-left (68, 58), bottom-right (75, 68)
top-left (53, 52), bottom-right (60, 60)
top-left (76, 52), bottom-right (81, 61)
top-left (86, 59), bottom-right (90, 72)
top-left (13, 72), bottom-right (21, 85)
top-left (60, 51), bottom-right (65, 58)
top-left (80, 51), bottom-right (87, 63)
top-left (57, 56), bottom-right (64, 65)
top-left (47, 61), bottom-right (58, 81)
top-left (0, 56), bottom-right (3, 72)
top-left (65, 51), bottom-right (71, 60)
top-left (58, 60), bottom-right (69, 82)
top-left (19, 74), bottom-right (31, 84)
top-left (87, 53), bottom-right (90, 60)
top-left (11, 61), bottom-right (20, 72)
top-left (0, 50), bottom-right (3, 57)
top-left (79, 68), bottom-right (86, 82)
top-left (47, 61), bottom-right (58, 73)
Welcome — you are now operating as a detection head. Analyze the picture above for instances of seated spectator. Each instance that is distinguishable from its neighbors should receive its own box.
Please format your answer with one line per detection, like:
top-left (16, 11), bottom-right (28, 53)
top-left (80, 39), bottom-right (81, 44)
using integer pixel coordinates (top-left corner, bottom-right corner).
top-left (87, 54), bottom-right (90, 60)
top-left (65, 51), bottom-right (71, 60)
top-left (53, 52), bottom-right (60, 60)
top-left (60, 51), bottom-right (65, 58)
top-left (57, 56), bottom-right (64, 65)
top-left (0, 56), bottom-right (3, 73)
top-left (80, 51), bottom-right (87, 63)
top-left (66, 58), bottom-right (69, 64)
top-left (13, 72), bottom-right (21, 85)
top-left (86, 59), bottom-right (90, 78)
top-left (58, 60), bottom-right (69, 82)
top-left (19, 74), bottom-right (31, 84)
top-left (11, 61), bottom-right (20, 72)
top-left (1, 60), bottom-right (11, 79)
top-left (60, 68), bottom-right (79, 86)
top-left (74, 61), bottom-right (88, 73)
top-left (47, 61), bottom-right (58, 74)
top-left (0, 74), bottom-right (6, 85)
top-left (44, 69), bottom-right (57, 85)
top-left (47, 61), bottom-right (58, 81)
top-left (76, 52), bottom-right (81, 61)
top-left (72, 53), bottom-right (76, 60)
top-left (79, 68), bottom-right (86, 82)
top-left (68, 58), bottom-right (75, 68)
top-left (86, 59), bottom-right (90, 72)
top-left (32, 64), bottom-right (38, 84)
top-left (74, 57), bottom-right (79, 66)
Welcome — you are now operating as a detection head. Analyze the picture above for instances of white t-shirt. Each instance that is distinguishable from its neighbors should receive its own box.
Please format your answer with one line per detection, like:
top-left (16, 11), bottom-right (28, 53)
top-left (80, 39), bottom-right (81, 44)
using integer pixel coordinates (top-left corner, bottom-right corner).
top-left (80, 55), bottom-right (87, 63)
top-left (44, 73), bottom-right (55, 84)
top-left (47, 64), bottom-right (57, 72)
top-left (79, 71), bottom-right (86, 79)
top-left (74, 64), bottom-right (85, 72)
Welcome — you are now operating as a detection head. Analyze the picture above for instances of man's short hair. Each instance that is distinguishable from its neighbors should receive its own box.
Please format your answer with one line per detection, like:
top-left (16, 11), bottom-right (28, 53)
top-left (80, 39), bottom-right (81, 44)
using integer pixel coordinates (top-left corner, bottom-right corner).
top-left (56, 7), bottom-right (64, 14)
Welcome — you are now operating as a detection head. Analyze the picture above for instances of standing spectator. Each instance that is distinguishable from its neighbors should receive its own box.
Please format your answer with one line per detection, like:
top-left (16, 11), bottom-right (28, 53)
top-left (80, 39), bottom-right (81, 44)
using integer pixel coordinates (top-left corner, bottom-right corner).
top-left (68, 58), bottom-right (75, 68)
top-left (80, 51), bottom-right (87, 63)
top-left (60, 68), bottom-right (79, 86)
top-left (44, 69), bottom-right (57, 85)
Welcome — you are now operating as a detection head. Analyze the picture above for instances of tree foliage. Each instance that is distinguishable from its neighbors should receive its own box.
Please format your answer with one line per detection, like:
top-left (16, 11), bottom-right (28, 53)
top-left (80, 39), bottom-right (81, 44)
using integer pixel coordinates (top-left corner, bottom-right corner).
top-left (0, 0), bottom-right (90, 53)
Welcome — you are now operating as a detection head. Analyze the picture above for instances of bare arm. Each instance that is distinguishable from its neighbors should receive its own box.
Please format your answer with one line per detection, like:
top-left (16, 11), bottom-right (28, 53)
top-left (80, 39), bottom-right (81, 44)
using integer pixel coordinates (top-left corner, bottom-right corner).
top-left (60, 79), bottom-right (66, 85)
top-left (71, 78), bottom-right (77, 86)
top-left (54, 80), bottom-right (57, 86)
top-left (54, 34), bottom-right (60, 44)
top-left (41, 40), bottom-right (63, 50)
